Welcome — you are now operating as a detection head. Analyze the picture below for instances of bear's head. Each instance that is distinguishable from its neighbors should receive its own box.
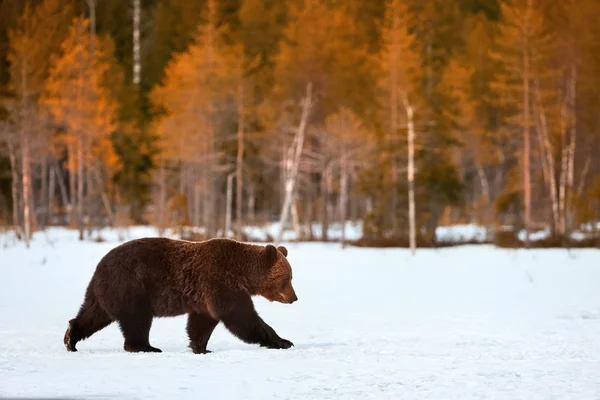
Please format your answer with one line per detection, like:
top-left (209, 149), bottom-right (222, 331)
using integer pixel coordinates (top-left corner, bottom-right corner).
top-left (259, 244), bottom-right (298, 304)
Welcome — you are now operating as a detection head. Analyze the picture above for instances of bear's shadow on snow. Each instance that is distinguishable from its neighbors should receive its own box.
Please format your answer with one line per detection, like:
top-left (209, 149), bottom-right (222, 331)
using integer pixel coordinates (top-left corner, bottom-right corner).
top-left (67, 341), bottom-right (343, 355)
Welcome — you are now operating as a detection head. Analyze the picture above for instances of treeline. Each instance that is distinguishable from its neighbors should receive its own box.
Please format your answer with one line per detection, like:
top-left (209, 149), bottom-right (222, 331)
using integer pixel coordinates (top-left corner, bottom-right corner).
top-left (0, 0), bottom-right (599, 247)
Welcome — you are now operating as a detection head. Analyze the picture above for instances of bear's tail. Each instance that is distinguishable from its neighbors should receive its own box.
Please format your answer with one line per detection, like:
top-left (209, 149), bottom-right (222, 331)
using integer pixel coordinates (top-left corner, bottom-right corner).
top-left (64, 282), bottom-right (113, 352)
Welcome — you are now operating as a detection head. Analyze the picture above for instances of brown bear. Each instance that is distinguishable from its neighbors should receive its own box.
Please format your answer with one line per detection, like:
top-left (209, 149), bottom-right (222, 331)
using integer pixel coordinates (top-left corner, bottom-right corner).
top-left (63, 237), bottom-right (297, 354)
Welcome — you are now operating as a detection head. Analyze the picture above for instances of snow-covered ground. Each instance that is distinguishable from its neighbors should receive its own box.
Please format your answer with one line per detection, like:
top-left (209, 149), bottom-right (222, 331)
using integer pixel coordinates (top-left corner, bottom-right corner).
top-left (1, 228), bottom-right (600, 399)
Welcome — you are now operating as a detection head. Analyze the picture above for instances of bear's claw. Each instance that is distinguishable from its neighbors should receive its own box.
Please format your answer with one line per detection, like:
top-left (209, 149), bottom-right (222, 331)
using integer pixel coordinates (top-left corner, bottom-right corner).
top-left (64, 321), bottom-right (77, 352)
top-left (266, 338), bottom-right (294, 349)
top-left (124, 343), bottom-right (162, 353)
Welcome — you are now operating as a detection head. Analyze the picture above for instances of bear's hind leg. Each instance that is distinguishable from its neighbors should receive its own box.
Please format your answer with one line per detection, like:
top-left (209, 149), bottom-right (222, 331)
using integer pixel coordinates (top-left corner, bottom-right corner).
top-left (65, 290), bottom-right (113, 352)
top-left (186, 312), bottom-right (218, 354)
top-left (118, 305), bottom-right (162, 353)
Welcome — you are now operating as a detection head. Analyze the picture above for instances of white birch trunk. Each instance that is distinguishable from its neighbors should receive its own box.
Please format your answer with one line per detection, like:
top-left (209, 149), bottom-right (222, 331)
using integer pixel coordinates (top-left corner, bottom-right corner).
top-left (18, 52), bottom-right (32, 246)
top-left (558, 83), bottom-right (568, 236)
top-left (402, 94), bottom-right (416, 255)
top-left (534, 82), bottom-right (559, 232)
top-left (20, 127), bottom-right (32, 247)
top-left (7, 141), bottom-right (22, 238)
top-left (133, 0), bottom-right (141, 86)
top-left (276, 82), bottom-right (312, 245)
top-left (340, 148), bottom-right (349, 248)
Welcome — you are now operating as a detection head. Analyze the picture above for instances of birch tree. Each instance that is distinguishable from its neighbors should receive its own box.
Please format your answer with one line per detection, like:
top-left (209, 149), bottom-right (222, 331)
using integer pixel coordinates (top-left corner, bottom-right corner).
top-left (379, 0), bottom-right (422, 254)
top-left (492, 0), bottom-right (551, 246)
top-left (275, 83), bottom-right (312, 245)
top-left (324, 108), bottom-right (366, 248)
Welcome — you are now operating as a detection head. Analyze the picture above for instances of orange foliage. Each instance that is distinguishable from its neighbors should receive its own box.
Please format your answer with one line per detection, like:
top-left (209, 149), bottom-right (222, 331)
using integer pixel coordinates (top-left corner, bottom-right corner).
top-left (41, 16), bottom-right (119, 173)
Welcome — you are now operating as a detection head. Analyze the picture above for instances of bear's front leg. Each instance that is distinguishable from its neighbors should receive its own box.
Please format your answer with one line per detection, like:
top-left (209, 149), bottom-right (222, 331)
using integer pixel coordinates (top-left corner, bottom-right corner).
top-left (187, 312), bottom-right (219, 354)
top-left (216, 297), bottom-right (294, 350)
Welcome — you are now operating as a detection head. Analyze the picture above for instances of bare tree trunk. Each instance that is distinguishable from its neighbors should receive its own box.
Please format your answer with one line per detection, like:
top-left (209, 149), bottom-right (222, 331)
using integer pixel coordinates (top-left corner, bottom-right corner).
top-left (558, 82), bottom-right (568, 236)
top-left (402, 94), bottom-right (416, 255)
top-left (321, 166), bottom-right (330, 242)
top-left (54, 162), bottom-right (70, 214)
top-left (475, 163), bottom-right (490, 226)
top-left (132, 0), bottom-right (141, 86)
top-left (203, 0), bottom-right (218, 238)
top-left (194, 178), bottom-right (201, 228)
top-left (340, 148), bottom-right (349, 248)
top-left (225, 171), bottom-right (235, 238)
top-left (8, 141), bottom-right (22, 238)
top-left (77, 136), bottom-right (84, 240)
top-left (20, 127), bottom-right (32, 247)
top-left (40, 158), bottom-right (48, 228)
top-left (306, 182), bottom-right (314, 240)
top-left (566, 65), bottom-right (577, 235)
top-left (291, 198), bottom-right (301, 237)
top-left (248, 184), bottom-right (255, 222)
top-left (158, 160), bottom-right (167, 235)
top-left (276, 82), bottom-right (312, 245)
top-left (92, 168), bottom-right (114, 225)
top-left (48, 158), bottom-right (56, 223)
top-left (389, 13), bottom-right (399, 236)
top-left (236, 59), bottom-right (245, 234)
top-left (523, 29), bottom-right (531, 248)
top-left (534, 82), bottom-right (559, 232)
top-left (576, 156), bottom-right (590, 198)
top-left (67, 141), bottom-right (76, 208)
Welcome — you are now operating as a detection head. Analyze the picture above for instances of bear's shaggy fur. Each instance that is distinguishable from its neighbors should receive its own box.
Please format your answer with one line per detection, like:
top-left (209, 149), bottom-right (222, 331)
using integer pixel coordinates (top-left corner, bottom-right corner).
top-left (63, 237), bottom-right (297, 354)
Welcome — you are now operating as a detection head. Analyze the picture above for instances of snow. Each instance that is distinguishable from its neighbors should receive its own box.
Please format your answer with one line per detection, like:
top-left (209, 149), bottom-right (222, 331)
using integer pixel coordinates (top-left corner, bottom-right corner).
top-left (435, 224), bottom-right (488, 243)
top-left (1, 228), bottom-right (600, 399)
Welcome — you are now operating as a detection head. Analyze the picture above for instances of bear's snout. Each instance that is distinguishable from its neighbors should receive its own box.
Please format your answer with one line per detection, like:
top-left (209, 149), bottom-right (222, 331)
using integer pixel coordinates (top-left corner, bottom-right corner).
top-left (280, 285), bottom-right (298, 304)
top-left (286, 292), bottom-right (298, 304)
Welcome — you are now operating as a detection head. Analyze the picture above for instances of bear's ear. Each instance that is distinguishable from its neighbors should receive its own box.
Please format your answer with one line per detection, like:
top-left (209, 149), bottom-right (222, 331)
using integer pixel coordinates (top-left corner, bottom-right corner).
top-left (264, 244), bottom-right (279, 265)
top-left (277, 246), bottom-right (288, 257)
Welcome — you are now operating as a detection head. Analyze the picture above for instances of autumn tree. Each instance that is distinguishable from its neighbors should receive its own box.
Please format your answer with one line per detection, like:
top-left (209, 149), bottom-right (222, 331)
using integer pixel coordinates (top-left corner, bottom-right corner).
top-left (378, 0), bottom-right (422, 253)
top-left (271, 0), bottom-right (374, 240)
top-left (491, 0), bottom-right (553, 244)
top-left (42, 16), bottom-right (118, 240)
top-left (6, 0), bottom-right (75, 244)
top-left (150, 0), bottom-right (232, 237)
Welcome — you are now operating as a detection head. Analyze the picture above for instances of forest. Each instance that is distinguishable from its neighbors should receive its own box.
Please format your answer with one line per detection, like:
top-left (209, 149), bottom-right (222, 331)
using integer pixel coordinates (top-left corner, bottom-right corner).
top-left (1, 0), bottom-right (599, 249)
